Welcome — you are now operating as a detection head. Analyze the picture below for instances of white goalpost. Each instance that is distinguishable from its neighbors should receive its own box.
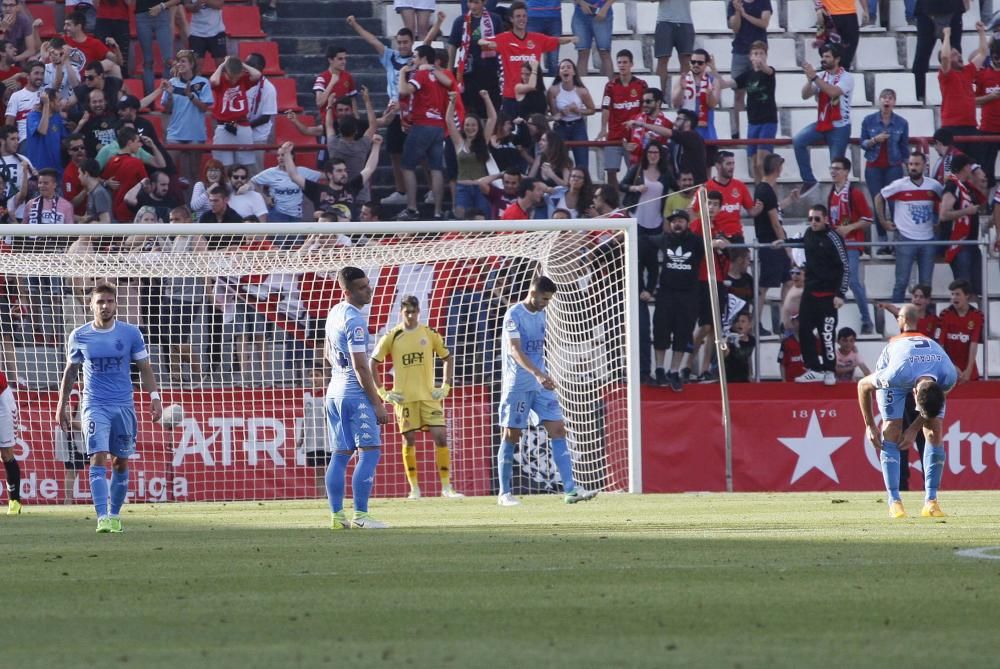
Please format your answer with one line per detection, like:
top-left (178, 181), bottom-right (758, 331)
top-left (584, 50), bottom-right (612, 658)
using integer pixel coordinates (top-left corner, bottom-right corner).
top-left (0, 220), bottom-right (641, 504)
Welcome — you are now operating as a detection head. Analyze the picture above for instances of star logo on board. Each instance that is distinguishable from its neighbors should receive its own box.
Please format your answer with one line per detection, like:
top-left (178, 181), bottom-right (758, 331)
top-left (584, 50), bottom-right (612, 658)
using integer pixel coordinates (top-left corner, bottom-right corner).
top-left (776, 412), bottom-right (850, 484)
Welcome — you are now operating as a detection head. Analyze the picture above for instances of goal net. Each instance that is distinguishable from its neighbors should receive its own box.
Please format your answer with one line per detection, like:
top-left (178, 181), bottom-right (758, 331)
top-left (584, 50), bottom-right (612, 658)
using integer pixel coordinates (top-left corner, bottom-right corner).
top-left (0, 220), bottom-right (639, 504)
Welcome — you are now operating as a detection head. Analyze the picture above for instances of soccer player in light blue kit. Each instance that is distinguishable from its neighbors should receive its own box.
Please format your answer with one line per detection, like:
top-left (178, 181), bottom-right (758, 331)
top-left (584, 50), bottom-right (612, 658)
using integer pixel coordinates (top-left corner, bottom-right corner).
top-left (497, 275), bottom-right (598, 506)
top-left (858, 304), bottom-right (956, 519)
top-left (55, 283), bottom-right (162, 533)
top-left (324, 266), bottom-right (390, 530)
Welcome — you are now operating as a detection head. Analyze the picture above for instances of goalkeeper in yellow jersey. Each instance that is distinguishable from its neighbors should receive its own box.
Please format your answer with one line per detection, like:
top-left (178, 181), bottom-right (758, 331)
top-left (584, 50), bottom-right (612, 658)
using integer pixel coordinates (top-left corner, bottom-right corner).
top-left (371, 295), bottom-right (464, 499)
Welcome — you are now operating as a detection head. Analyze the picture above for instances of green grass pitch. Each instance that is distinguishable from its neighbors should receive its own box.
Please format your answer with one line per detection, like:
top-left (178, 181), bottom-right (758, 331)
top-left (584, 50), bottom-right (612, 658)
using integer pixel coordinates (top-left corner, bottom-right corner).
top-left (6, 491), bottom-right (1000, 668)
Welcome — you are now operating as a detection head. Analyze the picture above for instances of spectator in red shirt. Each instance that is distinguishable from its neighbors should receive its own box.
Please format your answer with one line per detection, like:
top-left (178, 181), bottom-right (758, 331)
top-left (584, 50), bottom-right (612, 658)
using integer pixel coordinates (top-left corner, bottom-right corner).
top-left (597, 48), bottom-right (646, 190)
top-left (500, 177), bottom-right (546, 220)
top-left (974, 35), bottom-right (1000, 187)
top-left (623, 87), bottom-right (673, 166)
top-left (209, 56), bottom-right (262, 169)
top-left (779, 317), bottom-right (806, 381)
top-left (938, 279), bottom-right (983, 383)
top-left (691, 150), bottom-right (761, 240)
top-left (396, 44), bottom-right (452, 220)
top-left (827, 156), bottom-right (873, 334)
top-left (938, 24), bottom-right (988, 162)
top-left (63, 11), bottom-right (123, 75)
top-left (101, 126), bottom-right (148, 222)
top-left (314, 45), bottom-right (357, 113)
top-left (478, 1), bottom-right (576, 118)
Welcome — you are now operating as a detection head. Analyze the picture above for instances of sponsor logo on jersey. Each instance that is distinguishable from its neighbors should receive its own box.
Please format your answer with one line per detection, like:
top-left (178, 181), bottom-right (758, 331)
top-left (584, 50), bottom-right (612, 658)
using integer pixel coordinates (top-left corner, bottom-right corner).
top-left (947, 331), bottom-right (972, 344)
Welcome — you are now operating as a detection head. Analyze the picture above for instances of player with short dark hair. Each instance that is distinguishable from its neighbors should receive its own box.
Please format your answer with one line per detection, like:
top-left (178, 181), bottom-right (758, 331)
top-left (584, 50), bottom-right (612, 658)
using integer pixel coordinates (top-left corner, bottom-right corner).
top-left (371, 296), bottom-right (463, 500)
top-left (496, 275), bottom-right (598, 506)
top-left (324, 267), bottom-right (390, 529)
top-left (858, 304), bottom-right (958, 519)
top-left (54, 282), bottom-right (162, 533)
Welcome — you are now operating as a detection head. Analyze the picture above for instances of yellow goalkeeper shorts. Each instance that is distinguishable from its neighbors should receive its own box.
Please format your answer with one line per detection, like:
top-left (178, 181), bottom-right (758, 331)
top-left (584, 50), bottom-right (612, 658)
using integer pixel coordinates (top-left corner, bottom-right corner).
top-left (395, 400), bottom-right (446, 434)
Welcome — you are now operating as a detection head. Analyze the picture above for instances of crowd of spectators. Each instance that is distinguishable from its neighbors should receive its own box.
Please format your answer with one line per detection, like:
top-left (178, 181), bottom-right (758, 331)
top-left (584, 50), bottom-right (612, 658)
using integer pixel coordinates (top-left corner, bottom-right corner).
top-left (0, 0), bottom-right (997, 389)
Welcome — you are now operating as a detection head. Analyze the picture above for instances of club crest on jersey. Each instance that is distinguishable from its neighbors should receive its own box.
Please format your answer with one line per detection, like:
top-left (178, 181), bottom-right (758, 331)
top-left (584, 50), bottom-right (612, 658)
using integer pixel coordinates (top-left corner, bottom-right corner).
top-left (419, 338), bottom-right (428, 347)
top-left (968, 321), bottom-right (975, 330)
top-left (731, 188), bottom-right (739, 198)
top-left (630, 89), bottom-right (638, 97)
top-left (115, 339), bottom-right (124, 351)
top-left (526, 40), bottom-right (535, 50)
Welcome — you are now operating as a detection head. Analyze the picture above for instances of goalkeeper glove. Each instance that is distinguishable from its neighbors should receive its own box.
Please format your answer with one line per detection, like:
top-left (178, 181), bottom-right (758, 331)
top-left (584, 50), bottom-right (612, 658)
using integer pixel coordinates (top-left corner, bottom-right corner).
top-left (379, 387), bottom-right (405, 405)
top-left (431, 383), bottom-right (451, 400)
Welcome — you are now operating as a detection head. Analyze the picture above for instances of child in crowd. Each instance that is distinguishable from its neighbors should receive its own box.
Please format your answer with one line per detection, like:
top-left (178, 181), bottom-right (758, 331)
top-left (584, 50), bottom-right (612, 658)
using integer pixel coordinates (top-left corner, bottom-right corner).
top-left (834, 326), bottom-right (870, 382)
top-left (724, 311), bottom-right (756, 382)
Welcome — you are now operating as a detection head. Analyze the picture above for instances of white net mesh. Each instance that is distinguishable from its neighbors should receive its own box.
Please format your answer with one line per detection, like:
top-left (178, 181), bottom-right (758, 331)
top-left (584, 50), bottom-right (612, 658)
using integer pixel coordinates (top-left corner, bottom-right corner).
top-left (0, 222), bottom-right (635, 504)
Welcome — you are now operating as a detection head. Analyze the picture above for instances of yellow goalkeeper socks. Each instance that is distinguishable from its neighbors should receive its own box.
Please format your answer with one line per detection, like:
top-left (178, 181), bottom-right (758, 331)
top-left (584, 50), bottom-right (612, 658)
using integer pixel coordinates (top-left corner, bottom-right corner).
top-left (435, 446), bottom-right (451, 488)
top-left (403, 445), bottom-right (419, 490)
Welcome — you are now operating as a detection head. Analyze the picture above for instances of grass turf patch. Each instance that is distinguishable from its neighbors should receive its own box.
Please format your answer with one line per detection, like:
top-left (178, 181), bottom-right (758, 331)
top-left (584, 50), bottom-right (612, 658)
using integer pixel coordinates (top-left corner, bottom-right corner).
top-left (5, 492), bottom-right (1000, 668)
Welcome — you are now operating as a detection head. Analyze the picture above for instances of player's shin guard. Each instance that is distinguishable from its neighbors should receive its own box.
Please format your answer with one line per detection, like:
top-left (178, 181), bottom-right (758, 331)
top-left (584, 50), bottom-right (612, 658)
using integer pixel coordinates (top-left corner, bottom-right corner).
top-left (4, 458), bottom-right (21, 502)
top-left (325, 451), bottom-right (351, 513)
top-left (352, 448), bottom-right (381, 514)
top-left (402, 444), bottom-right (418, 489)
top-left (89, 465), bottom-right (109, 517)
top-left (550, 438), bottom-right (577, 492)
top-left (497, 441), bottom-right (515, 495)
top-left (435, 446), bottom-right (451, 487)
top-left (880, 441), bottom-right (902, 503)
top-left (109, 470), bottom-right (129, 515)
top-left (923, 444), bottom-right (945, 501)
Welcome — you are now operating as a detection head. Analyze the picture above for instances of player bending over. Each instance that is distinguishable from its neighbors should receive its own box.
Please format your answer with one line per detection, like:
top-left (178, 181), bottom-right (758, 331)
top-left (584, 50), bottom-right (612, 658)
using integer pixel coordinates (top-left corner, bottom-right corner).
top-left (324, 267), bottom-right (390, 530)
top-left (497, 275), bottom-right (598, 506)
top-left (1, 368), bottom-right (22, 514)
top-left (857, 304), bottom-right (956, 519)
top-left (371, 296), bottom-right (464, 500)
top-left (55, 283), bottom-right (162, 533)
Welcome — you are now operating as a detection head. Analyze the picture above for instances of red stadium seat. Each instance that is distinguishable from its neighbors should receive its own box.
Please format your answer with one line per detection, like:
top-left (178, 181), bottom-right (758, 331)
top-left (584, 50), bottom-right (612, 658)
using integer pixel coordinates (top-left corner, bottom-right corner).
top-left (28, 5), bottom-right (58, 39)
top-left (272, 78), bottom-right (302, 112)
top-left (122, 78), bottom-right (145, 99)
top-left (273, 113), bottom-right (316, 145)
top-left (222, 6), bottom-right (265, 38)
top-left (237, 42), bottom-right (285, 75)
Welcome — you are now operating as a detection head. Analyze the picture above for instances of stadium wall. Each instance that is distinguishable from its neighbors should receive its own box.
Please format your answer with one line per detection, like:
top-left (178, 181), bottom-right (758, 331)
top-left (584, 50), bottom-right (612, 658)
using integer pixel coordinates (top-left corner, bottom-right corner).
top-left (642, 382), bottom-right (1000, 493)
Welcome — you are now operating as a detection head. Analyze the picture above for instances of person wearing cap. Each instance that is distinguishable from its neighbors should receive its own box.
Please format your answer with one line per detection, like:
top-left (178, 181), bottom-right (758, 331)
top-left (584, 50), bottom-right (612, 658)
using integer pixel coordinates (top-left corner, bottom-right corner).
top-left (324, 203), bottom-right (352, 222)
top-left (94, 99), bottom-right (166, 170)
top-left (115, 93), bottom-right (174, 172)
top-left (652, 208), bottom-right (703, 391)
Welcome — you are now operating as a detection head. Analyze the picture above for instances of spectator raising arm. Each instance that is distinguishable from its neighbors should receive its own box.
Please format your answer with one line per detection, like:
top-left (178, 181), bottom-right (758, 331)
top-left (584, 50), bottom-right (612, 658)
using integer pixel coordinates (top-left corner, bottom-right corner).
top-left (345, 14), bottom-right (388, 57)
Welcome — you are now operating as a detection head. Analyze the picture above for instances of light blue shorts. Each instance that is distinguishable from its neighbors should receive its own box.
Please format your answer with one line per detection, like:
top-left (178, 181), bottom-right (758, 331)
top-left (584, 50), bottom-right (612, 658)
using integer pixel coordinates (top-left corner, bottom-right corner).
top-left (499, 388), bottom-right (564, 429)
top-left (326, 396), bottom-right (382, 452)
top-left (877, 387), bottom-right (947, 422)
top-left (82, 405), bottom-right (138, 458)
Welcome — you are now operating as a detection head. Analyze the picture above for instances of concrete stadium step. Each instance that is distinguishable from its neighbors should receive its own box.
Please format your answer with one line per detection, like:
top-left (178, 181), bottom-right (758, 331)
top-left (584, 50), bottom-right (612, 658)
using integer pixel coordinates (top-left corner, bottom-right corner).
top-left (266, 16), bottom-right (381, 35)
top-left (273, 36), bottom-right (382, 57)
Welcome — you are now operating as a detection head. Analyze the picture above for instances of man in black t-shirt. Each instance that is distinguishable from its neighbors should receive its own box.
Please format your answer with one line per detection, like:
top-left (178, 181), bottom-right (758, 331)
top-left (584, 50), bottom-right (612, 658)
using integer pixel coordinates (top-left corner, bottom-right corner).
top-left (753, 153), bottom-right (798, 335)
top-left (669, 109), bottom-right (708, 184)
top-left (731, 40), bottom-right (776, 182)
top-left (70, 61), bottom-right (122, 119)
top-left (288, 136), bottom-right (383, 221)
top-left (124, 169), bottom-right (181, 221)
top-left (652, 209), bottom-right (704, 391)
top-left (77, 87), bottom-right (119, 157)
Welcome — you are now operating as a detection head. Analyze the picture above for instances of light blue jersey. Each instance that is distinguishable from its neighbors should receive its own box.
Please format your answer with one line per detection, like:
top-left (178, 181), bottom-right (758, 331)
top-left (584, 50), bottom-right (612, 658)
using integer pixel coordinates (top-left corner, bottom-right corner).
top-left (501, 302), bottom-right (548, 394)
top-left (378, 48), bottom-right (413, 101)
top-left (68, 321), bottom-right (148, 408)
top-left (498, 302), bottom-right (563, 429)
top-left (873, 333), bottom-right (957, 421)
top-left (325, 301), bottom-right (370, 400)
